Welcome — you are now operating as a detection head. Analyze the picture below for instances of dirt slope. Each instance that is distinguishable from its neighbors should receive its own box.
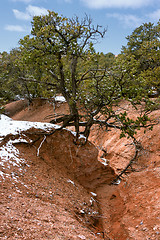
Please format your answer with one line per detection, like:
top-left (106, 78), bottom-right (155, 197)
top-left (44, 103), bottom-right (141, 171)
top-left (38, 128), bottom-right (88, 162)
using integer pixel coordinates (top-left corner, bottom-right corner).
top-left (1, 103), bottom-right (115, 240)
top-left (1, 128), bottom-right (113, 239)
top-left (5, 98), bottom-right (70, 123)
top-left (89, 102), bottom-right (160, 239)
top-left (1, 98), bottom-right (160, 240)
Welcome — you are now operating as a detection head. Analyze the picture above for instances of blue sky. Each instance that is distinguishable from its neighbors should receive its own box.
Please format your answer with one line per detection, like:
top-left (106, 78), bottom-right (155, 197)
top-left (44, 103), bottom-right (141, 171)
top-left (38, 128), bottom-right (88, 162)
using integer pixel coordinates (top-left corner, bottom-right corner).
top-left (0, 0), bottom-right (160, 55)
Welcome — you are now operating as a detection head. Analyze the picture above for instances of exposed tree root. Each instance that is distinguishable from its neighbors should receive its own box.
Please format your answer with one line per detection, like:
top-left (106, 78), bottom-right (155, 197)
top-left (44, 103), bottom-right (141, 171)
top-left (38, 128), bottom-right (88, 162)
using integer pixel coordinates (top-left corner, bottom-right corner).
top-left (111, 140), bottom-right (143, 184)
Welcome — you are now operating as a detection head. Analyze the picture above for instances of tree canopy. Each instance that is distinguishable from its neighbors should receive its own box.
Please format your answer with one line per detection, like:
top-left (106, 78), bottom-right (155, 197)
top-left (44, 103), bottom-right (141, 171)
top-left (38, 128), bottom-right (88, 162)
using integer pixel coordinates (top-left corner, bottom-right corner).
top-left (120, 21), bottom-right (160, 96)
top-left (0, 11), bottom-right (159, 143)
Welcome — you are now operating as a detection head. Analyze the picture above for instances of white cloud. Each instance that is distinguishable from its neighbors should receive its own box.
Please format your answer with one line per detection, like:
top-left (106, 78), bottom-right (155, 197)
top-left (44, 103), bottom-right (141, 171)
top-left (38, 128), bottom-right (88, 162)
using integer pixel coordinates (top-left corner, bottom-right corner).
top-left (106, 13), bottom-right (143, 28)
top-left (13, 5), bottom-right (48, 21)
top-left (13, 9), bottom-right (31, 20)
top-left (148, 9), bottom-right (160, 22)
top-left (5, 25), bottom-right (26, 32)
top-left (11, 0), bottom-right (33, 3)
top-left (26, 5), bottom-right (48, 17)
top-left (81, 0), bottom-right (153, 9)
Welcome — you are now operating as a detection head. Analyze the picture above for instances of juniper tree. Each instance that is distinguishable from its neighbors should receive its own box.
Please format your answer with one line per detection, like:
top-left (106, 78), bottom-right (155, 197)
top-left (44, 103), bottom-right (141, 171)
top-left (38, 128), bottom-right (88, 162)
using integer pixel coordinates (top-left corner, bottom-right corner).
top-left (17, 12), bottom-right (158, 143)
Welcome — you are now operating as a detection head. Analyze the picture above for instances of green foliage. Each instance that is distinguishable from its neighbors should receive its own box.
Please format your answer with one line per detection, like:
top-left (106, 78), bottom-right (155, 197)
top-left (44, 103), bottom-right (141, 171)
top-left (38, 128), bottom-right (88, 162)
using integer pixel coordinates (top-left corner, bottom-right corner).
top-left (120, 21), bottom-right (160, 96)
top-left (0, 11), bottom-right (159, 141)
top-left (0, 51), bottom-right (21, 102)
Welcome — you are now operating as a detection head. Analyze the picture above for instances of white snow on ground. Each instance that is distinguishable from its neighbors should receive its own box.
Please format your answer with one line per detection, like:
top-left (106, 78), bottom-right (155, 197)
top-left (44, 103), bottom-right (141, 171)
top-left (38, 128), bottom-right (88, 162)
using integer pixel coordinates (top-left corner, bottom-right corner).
top-left (54, 95), bottom-right (66, 102)
top-left (0, 138), bottom-right (30, 186)
top-left (0, 114), bottom-right (60, 184)
top-left (69, 129), bottom-right (87, 141)
top-left (90, 192), bottom-right (97, 197)
top-left (0, 114), bottom-right (85, 140)
top-left (67, 179), bottom-right (75, 186)
top-left (0, 114), bottom-right (60, 138)
top-left (0, 139), bottom-right (26, 169)
top-left (0, 114), bottom-right (87, 185)
top-left (100, 157), bottom-right (108, 166)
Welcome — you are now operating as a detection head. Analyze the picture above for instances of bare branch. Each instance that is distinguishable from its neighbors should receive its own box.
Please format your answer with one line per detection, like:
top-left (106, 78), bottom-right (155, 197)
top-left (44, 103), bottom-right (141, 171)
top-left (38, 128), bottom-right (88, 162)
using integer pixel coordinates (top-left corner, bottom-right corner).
top-left (112, 140), bottom-right (143, 184)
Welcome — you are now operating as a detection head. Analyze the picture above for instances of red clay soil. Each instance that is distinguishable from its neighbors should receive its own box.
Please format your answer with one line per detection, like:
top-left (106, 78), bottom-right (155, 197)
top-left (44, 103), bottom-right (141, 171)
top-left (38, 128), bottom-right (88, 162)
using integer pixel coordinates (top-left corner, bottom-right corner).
top-left (1, 98), bottom-right (160, 240)
top-left (89, 102), bottom-right (160, 240)
top-left (1, 128), bottom-right (114, 239)
top-left (5, 98), bottom-right (70, 123)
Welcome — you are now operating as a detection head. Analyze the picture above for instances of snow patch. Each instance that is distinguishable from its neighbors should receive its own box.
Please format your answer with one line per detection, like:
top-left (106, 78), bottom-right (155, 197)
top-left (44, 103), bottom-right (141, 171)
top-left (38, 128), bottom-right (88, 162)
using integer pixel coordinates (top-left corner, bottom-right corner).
top-left (0, 114), bottom-right (60, 138)
top-left (0, 140), bottom-right (26, 168)
top-left (67, 179), bottom-right (75, 186)
top-left (0, 114), bottom-right (12, 121)
top-left (100, 158), bottom-right (108, 166)
top-left (11, 136), bottom-right (31, 144)
top-left (0, 139), bottom-right (29, 183)
top-left (113, 179), bottom-right (121, 185)
top-left (90, 192), bottom-right (97, 197)
top-left (68, 130), bottom-right (86, 141)
top-left (90, 197), bottom-right (96, 205)
top-left (54, 96), bottom-right (66, 103)
top-left (80, 209), bottom-right (85, 214)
